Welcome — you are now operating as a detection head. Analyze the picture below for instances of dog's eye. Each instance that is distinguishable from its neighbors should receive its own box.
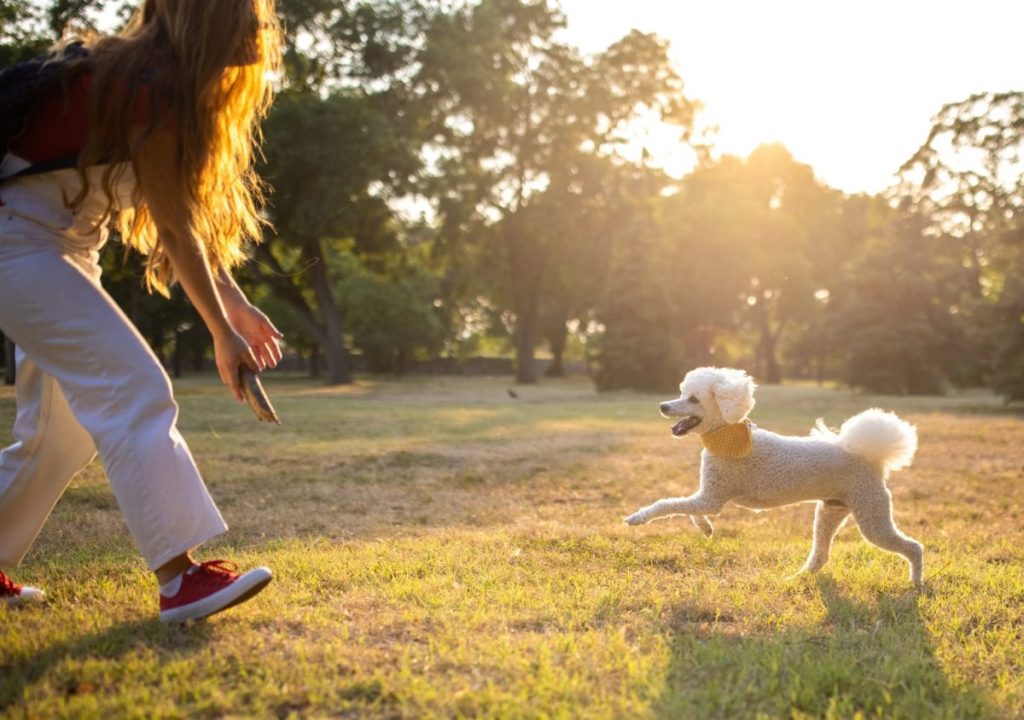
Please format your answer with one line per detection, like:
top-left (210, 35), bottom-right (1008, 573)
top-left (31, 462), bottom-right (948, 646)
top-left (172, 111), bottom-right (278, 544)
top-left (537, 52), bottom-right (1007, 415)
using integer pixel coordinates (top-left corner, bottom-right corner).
top-left (688, 395), bottom-right (700, 404)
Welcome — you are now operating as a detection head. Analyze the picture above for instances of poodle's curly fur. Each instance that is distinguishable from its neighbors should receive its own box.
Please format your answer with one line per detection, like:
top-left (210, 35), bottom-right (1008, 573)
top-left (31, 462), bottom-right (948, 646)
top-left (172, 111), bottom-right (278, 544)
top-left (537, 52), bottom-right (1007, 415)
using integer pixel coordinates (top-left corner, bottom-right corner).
top-left (625, 367), bottom-right (924, 585)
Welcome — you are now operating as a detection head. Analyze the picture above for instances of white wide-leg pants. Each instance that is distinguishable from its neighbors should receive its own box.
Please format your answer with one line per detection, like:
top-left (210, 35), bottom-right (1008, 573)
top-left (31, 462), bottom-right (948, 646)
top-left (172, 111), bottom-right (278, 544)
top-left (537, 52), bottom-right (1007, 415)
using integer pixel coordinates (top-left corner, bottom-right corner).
top-left (0, 225), bottom-right (227, 571)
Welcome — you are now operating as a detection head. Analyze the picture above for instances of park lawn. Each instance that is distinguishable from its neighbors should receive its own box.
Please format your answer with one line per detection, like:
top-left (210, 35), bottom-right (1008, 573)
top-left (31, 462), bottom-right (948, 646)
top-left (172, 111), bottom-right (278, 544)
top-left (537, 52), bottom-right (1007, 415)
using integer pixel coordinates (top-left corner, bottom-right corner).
top-left (1, 375), bottom-right (1022, 719)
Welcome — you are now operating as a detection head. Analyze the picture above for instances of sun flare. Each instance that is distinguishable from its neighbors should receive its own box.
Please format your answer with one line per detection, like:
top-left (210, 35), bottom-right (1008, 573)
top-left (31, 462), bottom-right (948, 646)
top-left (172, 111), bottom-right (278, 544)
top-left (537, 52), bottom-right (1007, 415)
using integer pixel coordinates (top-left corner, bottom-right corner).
top-left (559, 0), bottom-right (1024, 194)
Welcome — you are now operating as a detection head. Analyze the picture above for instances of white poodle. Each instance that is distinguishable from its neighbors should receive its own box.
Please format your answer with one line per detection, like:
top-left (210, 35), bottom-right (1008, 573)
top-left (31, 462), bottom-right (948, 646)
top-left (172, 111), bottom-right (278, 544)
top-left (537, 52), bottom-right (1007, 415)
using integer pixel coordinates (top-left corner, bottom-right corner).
top-left (625, 367), bottom-right (923, 586)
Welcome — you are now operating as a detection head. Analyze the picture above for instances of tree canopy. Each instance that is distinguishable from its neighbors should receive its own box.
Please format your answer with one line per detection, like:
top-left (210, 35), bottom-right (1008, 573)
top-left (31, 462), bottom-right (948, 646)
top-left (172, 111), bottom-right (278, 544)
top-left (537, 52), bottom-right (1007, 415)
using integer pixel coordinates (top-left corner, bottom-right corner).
top-left (1, 0), bottom-right (1020, 399)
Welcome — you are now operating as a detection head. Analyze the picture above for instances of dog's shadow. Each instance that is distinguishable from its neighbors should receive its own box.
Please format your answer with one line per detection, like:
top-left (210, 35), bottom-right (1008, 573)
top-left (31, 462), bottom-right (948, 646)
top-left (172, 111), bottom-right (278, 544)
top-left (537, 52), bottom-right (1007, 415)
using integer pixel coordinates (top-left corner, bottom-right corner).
top-left (0, 615), bottom-right (211, 711)
top-left (651, 576), bottom-right (990, 719)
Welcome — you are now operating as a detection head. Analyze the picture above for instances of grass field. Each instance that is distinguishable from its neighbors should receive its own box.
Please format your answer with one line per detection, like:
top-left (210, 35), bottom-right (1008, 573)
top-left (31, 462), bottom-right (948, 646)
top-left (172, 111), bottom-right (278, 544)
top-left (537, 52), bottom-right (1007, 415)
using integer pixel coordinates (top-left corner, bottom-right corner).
top-left (1, 375), bottom-right (1022, 719)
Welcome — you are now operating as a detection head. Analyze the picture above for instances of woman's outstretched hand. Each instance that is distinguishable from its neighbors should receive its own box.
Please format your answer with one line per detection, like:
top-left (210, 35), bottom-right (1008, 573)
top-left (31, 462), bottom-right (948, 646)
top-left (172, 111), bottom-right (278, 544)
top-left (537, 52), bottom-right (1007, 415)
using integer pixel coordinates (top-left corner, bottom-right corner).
top-left (225, 303), bottom-right (284, 371)
top-left (213, 329), bottom-right (260, 402)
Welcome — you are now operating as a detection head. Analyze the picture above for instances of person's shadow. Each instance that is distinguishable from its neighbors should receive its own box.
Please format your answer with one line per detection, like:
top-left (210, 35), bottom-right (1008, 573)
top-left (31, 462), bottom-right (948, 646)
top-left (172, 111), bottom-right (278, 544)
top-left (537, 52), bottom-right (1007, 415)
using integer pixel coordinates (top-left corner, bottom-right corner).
top-left (652, 576), bottom-right (991, 718)
top-left (0, 616), bottom-right (211, 711)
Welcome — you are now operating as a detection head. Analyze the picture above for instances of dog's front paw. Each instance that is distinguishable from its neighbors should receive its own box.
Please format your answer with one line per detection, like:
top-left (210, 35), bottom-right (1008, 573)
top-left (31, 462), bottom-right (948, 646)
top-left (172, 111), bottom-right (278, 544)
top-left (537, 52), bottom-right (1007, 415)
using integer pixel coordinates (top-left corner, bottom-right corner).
top-left (691, 515), bottom-right (714, 538)
top-left (624, 508), bottom-right (652, 526)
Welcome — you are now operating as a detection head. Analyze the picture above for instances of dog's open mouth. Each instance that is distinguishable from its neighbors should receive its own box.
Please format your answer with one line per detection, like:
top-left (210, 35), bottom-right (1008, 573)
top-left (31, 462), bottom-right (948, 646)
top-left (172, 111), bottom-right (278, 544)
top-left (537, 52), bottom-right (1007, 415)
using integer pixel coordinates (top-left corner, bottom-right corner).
top-left (671, 416), bottom-right (701, 437)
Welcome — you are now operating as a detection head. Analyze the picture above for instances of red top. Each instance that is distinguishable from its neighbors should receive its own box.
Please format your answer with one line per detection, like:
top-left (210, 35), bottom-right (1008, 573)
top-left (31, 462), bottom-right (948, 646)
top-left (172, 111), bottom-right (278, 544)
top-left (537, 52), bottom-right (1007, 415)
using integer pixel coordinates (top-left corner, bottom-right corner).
top-left (8, 71), bottom-right (168, 167)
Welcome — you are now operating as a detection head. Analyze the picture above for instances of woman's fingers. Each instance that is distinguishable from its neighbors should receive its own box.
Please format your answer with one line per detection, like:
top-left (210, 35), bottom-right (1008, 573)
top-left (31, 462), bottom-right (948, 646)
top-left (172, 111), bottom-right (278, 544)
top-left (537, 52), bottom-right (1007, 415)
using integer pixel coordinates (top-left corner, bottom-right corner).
top-left (243, 345), bottom-right (260, 373)
top-left (266, 338), bottom-right (283, 367)
top-left (216, 333), bottom-right (258, 402)
top-left (250, 344), bottom-right (268, 371)
top-left (249, 333), bottom-right (282, 370)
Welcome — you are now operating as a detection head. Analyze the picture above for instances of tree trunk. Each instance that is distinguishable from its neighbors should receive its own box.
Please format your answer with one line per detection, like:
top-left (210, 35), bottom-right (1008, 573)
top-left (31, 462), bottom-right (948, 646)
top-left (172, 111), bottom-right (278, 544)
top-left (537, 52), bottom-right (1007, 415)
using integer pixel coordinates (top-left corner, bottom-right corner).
top-left (507, 220), bottom-right (543, 385)
top-left (545, 321), bottom-right (567, 377)
top-left (758, 333), bottom-right (781, 384)
top-left (310, 348), bottom-right (321, 378)
top-left (514, 312), bottom-right (538, 384)
top-left (252, 243), bottom-right (350, 385)
top-left (321, 338), bottom-right (350, 384)
top-left (303, 239), bottom-right (351, 385)
top-left (172, 330), bottom-right (183, 379)
top-left (512, 278), bottom-right (540, 384)
top-left (129, 282), bottom-right (142, 326)
top-left (3, 335), bottom-right (15, 385)
top-left (755, 293), bottom-right (782, 384)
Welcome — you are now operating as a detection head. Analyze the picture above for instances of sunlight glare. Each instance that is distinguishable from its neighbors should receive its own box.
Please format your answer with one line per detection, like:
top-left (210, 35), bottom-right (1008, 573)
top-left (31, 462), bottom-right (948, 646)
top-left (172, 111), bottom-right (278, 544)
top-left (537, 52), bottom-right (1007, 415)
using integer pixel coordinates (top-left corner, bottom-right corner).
top-left (559, 0), bottom-right (1024, 194)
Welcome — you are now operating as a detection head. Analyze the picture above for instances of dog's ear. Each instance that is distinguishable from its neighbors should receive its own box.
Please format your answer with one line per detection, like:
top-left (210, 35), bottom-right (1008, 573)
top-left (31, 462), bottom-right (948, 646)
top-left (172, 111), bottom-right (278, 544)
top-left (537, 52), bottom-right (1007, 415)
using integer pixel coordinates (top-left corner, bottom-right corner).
top-left (712, 371), bottom-right (756, 424)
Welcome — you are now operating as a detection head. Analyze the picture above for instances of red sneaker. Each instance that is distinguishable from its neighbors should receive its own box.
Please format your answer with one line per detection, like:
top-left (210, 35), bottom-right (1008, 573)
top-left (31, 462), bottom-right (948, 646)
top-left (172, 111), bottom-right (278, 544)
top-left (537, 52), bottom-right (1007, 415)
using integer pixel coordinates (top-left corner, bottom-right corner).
top-left (159, 560), bottom-right (272, 623)
top-left (1, 569), bottom-right (45, 607)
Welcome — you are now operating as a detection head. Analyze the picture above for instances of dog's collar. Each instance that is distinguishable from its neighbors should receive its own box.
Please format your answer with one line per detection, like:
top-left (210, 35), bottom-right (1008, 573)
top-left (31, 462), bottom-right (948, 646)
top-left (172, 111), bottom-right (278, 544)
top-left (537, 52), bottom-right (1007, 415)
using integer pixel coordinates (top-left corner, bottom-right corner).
top-left (700, 419), bottom-right (754, 459)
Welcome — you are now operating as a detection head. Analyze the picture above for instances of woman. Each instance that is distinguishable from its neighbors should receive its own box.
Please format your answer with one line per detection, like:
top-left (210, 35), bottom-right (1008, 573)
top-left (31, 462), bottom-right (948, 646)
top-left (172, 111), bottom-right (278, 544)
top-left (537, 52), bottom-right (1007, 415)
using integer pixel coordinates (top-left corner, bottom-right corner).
top-left (0, 0), bottom-right (286, 622)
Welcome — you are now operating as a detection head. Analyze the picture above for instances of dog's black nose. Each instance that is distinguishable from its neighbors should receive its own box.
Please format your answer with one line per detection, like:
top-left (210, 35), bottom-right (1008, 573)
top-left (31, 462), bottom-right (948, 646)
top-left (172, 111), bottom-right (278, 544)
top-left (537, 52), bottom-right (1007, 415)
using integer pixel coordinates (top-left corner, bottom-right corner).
top-left (659, 402), bottom-right (671, 413)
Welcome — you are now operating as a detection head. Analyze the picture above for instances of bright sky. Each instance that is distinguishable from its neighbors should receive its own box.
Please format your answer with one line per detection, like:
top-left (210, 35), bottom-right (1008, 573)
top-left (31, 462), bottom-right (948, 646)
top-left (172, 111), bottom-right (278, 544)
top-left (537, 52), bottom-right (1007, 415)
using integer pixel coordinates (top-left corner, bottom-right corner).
top-left (559, 0), bottom-right (1023, 195)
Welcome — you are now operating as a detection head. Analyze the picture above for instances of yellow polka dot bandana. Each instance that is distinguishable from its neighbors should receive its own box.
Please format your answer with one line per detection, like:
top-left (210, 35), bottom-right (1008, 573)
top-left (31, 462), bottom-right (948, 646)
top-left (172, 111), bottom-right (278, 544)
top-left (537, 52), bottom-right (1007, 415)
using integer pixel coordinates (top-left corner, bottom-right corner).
top-left (700, 420), bottom-right (753, 459)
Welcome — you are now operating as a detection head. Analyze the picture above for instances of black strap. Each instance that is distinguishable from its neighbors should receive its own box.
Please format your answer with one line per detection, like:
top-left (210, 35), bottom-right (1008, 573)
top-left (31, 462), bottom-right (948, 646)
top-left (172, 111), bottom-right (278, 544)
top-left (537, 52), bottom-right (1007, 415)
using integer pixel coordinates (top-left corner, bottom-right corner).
top-left (0, 153), bottom-right (79, 184)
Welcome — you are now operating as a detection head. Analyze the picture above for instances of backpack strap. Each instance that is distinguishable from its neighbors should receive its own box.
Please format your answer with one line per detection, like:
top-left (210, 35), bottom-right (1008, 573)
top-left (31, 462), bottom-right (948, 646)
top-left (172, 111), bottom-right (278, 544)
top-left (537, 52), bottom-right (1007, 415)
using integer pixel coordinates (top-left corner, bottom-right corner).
top-left (1, 153), bottom-right (79, 182)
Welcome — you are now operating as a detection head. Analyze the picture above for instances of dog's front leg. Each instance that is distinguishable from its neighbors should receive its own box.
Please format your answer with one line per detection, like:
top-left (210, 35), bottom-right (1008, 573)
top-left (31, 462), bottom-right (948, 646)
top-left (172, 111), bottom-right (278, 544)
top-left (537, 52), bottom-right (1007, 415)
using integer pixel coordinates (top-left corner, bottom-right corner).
top-left (624, 493), bottom-right (723, 526)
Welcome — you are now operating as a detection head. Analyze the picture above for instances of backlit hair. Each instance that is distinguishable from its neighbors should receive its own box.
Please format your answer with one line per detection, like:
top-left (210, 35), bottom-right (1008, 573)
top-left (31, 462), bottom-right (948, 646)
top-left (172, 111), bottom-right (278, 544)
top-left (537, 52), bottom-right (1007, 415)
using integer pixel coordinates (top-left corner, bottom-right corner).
top-left (67, 0), bottom-right (282, 295)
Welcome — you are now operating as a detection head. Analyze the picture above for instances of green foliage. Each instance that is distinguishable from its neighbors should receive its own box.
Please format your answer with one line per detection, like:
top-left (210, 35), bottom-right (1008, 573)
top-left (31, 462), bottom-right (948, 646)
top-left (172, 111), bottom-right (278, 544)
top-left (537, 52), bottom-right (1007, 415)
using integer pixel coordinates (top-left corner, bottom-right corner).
top-left (255, 1), bottom-right (432, 384)
top-left (262, 88), bottom-right (419, 244)
top-left (991, 274), bottom-right (1024, 401)
top-left (0, 0), bottom-right (50, 64)
top-left (335, 246), bottom-right (446, 373)
top-left (593, 239), bottom-right (675, 392)
top-left (593, 169), bottom-right (677, 392)
top-left (898, 92), bottom-right (1024, 399)
top-left (418, 0), bottom-right (699, 383)
top-left (648, 146), bottom-right (847, 385)
top-left (0, 0), bottom-right (122, 61)
top-left (277, 0), bottom-right (425, 88)
top-left (828, 211), bottom-right (964, 395)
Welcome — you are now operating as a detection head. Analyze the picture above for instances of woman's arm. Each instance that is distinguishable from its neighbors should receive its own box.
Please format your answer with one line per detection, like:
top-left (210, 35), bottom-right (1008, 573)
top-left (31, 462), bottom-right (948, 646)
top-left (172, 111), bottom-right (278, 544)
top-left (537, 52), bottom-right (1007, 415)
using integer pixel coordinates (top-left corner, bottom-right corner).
top-left (215, 268), bottom-right (284, 371)
top-left (134, 127), bottom-right (257, 401)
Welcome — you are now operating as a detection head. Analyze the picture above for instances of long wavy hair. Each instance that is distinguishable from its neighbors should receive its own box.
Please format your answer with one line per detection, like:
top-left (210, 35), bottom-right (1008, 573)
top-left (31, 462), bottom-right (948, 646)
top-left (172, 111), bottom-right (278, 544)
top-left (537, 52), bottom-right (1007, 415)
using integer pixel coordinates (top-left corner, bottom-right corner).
top-left (65, 0), bottom-right (282, 295)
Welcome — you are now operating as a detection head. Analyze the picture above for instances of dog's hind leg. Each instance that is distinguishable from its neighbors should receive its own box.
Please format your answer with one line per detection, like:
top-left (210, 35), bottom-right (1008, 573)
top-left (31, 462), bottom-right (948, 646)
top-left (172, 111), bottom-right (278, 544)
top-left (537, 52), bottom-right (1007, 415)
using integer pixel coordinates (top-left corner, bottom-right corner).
top-left (850, 486), bottom-right (924, 586)
top-left (690, 515), bottom-right (714, 537)
top-left (798, 501), bottom-right (850, 575)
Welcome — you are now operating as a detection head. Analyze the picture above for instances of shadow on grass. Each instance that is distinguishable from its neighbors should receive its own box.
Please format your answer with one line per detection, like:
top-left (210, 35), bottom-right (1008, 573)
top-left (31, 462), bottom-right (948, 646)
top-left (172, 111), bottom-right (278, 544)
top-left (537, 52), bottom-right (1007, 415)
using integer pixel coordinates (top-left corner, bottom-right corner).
top-left (653, 576), bottom-right (991, 719)
top-left (0, 617), bottom-right (211, 711)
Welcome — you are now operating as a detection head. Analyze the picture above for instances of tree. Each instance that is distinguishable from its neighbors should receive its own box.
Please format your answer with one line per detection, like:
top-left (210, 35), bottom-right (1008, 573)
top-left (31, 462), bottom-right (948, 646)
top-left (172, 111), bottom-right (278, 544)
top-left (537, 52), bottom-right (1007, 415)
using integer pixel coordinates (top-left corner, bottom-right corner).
top-left (898, 92), bottom-right (1024, 396)
top-left (781, 192), bottom-right (883, 384)
top-left (531, 153), bottom-right (622, 377)
top-left (657, 145), bottom-right (845, 383)
top-left (828, 207), bottom-right (964, 394)
top-left (593, 165), bottom-right (677, 391)
top-left (991, 265), bottom-right (1024, 401)
top-left (259, 91), bottom-right (410, 383)
top-left (418, 0), bottom-right (698, 383)
top-left (256, 0), bottom-right (429, 384)
top-left (0, 0), bottom-right (48, 64)
top-left (337, 242), bottom-right (446, 374)
top-left (714, 145), bottom-right (845, 383)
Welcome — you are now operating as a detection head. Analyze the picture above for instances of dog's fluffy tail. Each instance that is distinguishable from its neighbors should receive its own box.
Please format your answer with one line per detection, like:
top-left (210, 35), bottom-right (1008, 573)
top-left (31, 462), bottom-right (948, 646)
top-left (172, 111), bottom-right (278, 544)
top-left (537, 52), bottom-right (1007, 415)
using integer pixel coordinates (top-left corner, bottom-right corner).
top-left (812, 409), bottom-right (917, 473)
